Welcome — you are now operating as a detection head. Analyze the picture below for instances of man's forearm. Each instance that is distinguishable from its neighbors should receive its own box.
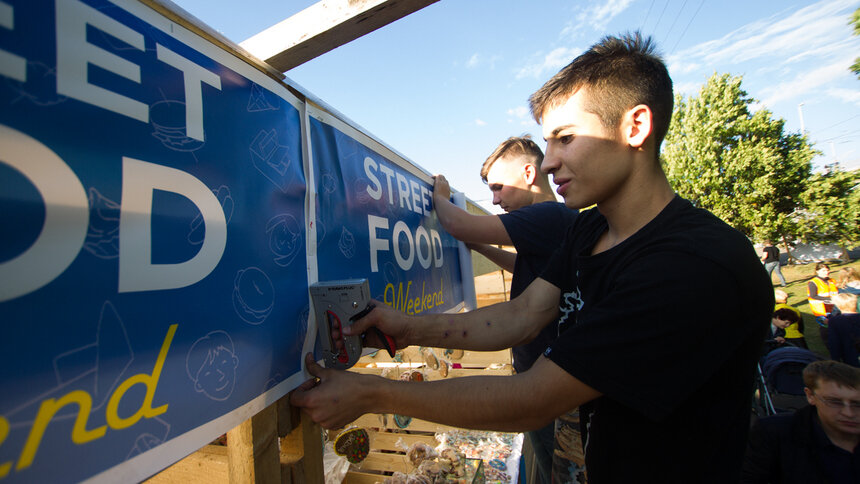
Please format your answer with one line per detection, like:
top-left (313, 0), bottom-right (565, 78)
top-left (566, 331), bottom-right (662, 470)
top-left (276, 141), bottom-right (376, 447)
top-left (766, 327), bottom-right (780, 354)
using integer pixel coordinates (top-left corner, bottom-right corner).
top-left (472, 244), bottom-right (517, 273)
top-left (368, 358), bottom-right (592, 432)
top-left (403, 296), bottom-right (545, 350)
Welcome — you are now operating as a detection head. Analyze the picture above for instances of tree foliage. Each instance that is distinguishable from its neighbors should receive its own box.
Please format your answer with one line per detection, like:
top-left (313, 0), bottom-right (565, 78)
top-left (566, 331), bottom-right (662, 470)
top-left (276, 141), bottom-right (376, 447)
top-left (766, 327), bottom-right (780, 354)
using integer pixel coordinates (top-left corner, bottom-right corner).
top-left (662, 73), bottom-right (817, 245)
top-left (799, 168), bottom-right (860, 260)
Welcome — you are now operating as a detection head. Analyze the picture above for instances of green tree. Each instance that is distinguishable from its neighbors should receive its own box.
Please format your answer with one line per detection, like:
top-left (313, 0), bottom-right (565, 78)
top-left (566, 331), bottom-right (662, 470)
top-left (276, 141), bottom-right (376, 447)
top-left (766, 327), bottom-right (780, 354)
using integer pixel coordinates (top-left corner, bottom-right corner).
top-left (851, 7), bottom-right (860, 79)
top-left (799, 167), bottom-right (860, 262)
top-left (662, 73), bottom-right (818, 259)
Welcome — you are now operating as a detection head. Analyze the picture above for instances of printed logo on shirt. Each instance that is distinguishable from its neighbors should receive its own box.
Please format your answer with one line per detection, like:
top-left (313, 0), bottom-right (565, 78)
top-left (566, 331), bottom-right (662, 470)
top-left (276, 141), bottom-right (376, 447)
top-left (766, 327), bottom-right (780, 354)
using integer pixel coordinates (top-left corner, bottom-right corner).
top-left (558, 276), bottom-right (583, 332)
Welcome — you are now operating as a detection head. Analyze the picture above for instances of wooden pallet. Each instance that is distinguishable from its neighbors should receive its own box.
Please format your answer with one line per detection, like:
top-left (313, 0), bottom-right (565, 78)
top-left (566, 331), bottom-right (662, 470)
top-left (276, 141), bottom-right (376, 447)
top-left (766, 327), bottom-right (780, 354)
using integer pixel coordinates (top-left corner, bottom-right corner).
top-left (338, 346), bottom-right (514, 483)
top-left (146, 396), bottom-right (324, 484)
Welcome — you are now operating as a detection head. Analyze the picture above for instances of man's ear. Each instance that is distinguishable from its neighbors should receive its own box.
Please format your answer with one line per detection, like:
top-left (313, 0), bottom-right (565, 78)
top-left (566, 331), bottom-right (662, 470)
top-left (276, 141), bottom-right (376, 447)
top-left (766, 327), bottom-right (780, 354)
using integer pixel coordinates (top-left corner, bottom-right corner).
top-left (624, 104), bottom-right (653, 149)
top-left (804, 387), bottom-right (816, 406)
top-left (522, 164), bottom-right (537, 185)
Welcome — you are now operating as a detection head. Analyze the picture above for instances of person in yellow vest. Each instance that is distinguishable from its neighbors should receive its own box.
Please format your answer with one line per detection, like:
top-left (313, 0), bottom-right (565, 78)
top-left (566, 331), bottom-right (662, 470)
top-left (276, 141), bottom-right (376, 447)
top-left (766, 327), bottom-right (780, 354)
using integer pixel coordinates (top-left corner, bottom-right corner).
top-left (774, 289), bottom-right (806, 348)
top-left (808, 262), bottom-right (838, 345)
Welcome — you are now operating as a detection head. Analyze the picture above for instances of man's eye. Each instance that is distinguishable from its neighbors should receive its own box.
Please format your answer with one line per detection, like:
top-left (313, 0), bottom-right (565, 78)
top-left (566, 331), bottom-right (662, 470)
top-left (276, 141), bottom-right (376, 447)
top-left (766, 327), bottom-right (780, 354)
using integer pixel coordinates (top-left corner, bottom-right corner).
top-left (559, 135), bottom-right (574, 144)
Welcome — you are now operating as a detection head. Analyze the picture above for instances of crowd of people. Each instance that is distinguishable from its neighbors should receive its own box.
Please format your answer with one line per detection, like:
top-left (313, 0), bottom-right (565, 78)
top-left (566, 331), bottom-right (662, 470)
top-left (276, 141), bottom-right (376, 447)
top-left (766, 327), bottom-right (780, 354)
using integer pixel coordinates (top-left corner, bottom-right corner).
top-left (287, 31), bottom-right (858, 483)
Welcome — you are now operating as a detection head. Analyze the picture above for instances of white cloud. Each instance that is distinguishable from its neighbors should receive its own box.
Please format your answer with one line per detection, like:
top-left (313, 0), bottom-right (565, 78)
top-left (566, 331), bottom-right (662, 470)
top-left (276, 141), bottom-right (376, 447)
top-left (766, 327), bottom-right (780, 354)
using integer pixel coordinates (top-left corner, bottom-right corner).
top-left (475, 119), bottom-right (487, 126)
top-left (466, 53), bottom-right (480, 69)
top-left (760, 58), bottom-right (856, 107)
top-left (507, 106), bottom-right (529, 118)
top-left (465, 52), bottom-right (502, 70)
top-left (561, 0), bottom-right (636, 38)
top-left (673, 0), bottom-right (858, 70)
top-left (673, 81), bottom-right (700, 97)
top-left (515, 46), bottom-right (580, 79)
top-left (826, 88), bottom-right (860, 108)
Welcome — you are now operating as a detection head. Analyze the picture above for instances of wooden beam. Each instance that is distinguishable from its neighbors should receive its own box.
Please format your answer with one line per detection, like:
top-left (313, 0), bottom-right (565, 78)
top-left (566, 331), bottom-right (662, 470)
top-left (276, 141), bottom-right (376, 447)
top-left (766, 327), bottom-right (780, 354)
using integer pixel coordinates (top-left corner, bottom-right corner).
top-left (226, 403), bottom-right (280, 483)
top-left (144, 445), bottom-right (229, 483)
top-left (240, 0), bottom-right (439, 72)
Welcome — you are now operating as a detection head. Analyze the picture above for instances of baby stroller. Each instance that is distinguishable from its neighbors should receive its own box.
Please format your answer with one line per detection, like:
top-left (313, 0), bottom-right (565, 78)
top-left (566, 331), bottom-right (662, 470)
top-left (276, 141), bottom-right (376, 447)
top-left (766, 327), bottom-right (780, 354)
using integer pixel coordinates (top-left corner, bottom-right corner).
top-left (755, 344), bottom-right (823, 416)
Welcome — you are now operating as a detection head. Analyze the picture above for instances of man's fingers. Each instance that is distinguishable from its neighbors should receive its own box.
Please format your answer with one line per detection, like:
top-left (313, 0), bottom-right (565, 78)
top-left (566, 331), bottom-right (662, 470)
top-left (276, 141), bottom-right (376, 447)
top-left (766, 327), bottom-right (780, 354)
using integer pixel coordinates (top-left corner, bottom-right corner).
top-left (304, 352), bottom-right (326, 377)
top-left (344, 305), bottom-right (377, 336)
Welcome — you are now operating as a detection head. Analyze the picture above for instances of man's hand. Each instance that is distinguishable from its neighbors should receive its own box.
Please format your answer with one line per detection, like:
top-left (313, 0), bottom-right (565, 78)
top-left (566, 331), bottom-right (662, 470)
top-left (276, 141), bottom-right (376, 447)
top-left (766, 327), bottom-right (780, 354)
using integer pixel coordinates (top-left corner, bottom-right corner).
top-left (290, 353), bottom-right (384, 429)
top-left (344, 300), bottom-right (413, 350)
top-left (433, 174), bottom-right (451, 201)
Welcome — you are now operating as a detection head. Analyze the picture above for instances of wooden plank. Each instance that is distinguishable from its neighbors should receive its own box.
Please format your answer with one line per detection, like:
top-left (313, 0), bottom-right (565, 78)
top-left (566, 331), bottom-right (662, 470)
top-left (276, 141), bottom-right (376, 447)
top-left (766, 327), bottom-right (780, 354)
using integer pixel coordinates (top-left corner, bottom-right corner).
top-left (241, 0), bottom-right (440, 72)
top-left (359, 452), bottom-right (412, 474)
top-left (351, 414), bottom-right (460, 434)
top-left (144, 445), bottom-right (228, 483)
top-left (300, 410), bottom-right (325, 484)
top-left (357, 347), bottom-right (511, 367)
top-left (227, 403), bottom-right (280, 483)
top-left (350, 367), bottom-right (512, 379)
top-left (344, 471), bottom-right (392, 484)
top-left (139, 0), bottom-right (285, 81)
top-left (369, 431), bottom-right (436, 452)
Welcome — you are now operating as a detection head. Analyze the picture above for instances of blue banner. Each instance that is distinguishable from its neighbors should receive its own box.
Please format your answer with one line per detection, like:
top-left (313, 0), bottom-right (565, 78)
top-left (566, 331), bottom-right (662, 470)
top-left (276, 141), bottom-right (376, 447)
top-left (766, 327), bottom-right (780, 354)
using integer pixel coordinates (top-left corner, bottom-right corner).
top-left (0, 0), bottom-right (308, 481)
top-left (309, 111), bottom-right (464, 313)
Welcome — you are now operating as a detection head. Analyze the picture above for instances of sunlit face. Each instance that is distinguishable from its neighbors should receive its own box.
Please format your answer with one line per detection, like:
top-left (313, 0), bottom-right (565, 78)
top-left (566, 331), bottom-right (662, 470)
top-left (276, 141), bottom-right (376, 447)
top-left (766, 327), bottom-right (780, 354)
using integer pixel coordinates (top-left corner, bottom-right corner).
top-left (540, 88), bottom-right (631, 210)
top-left (485, 155), bottom-right (534, 212)
top-left (817, 266), bottom-right (831, 279)
top-left (806, 380), bottom-right (860, 437)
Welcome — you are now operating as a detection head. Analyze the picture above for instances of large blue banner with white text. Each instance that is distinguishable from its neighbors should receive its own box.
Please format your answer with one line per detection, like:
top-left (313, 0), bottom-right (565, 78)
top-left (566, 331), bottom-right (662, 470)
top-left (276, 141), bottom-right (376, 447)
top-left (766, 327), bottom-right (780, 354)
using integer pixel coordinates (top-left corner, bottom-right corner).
top-left (309, 110), bottom-right (464, 313)
top-left (0, 0), bottom-right (308, 482)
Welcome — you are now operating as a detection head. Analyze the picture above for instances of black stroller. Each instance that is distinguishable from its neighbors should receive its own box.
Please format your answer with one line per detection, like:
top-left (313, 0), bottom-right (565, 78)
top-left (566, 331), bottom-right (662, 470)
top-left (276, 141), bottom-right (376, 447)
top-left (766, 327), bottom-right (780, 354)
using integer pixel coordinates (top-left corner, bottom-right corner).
top-left (754, 343), bottom-right (823, 416)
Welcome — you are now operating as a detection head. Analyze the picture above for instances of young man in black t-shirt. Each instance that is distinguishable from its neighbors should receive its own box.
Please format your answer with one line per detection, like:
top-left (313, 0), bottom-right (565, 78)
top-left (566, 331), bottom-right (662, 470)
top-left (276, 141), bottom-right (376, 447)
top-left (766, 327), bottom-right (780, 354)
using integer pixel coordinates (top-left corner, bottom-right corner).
top-left (291, 32), bottom-right (773, 483)
top-left (432, 135), bottom-right (578, 482)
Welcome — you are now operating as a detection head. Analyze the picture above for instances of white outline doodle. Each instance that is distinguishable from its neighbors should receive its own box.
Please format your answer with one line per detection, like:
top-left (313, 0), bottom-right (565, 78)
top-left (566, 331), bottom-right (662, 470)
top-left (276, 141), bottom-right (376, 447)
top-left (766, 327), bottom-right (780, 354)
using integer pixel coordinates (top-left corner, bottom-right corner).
top-left (337, 226), bottom-right (356, 259)
top-left (188, 185), bottom-right (234, 246)
top-left (84, 187), bottom-right (121, 259)
top-left (249, 129), bottom-right (295, 193)
top-left (232, 267), bottom-right (274, 325)
top-left (150, 99), bottom-right (205, 153)
top-left (185, 330), bottom-right (238, 402)
top-left (246, 83), bottom-right (279, 112)
top-left (266, 213), bottom-right (302, 267)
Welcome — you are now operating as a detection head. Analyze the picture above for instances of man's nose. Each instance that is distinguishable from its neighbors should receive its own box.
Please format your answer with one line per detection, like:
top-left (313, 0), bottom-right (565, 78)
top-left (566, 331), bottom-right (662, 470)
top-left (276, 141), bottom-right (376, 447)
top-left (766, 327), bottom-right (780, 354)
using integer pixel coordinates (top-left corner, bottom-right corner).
top-left (492, 191), bottom-right (502, 205)
top-left (541, 149), bottom-right (558, 174)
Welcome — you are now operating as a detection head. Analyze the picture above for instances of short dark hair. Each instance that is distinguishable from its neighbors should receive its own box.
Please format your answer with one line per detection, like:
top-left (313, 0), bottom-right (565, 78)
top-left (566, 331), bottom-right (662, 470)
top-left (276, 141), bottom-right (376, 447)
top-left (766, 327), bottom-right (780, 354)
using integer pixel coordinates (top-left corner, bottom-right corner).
top-left (480, 135), bottom-right (545, 183)
top-left (773, 307), bottom-right (800, 324)
top-left (528, 31), bottom-right (673, 156)
top-left (814, 262), bottom-right (830, 272)
top-left (803, 360), bottom-right (860, 391)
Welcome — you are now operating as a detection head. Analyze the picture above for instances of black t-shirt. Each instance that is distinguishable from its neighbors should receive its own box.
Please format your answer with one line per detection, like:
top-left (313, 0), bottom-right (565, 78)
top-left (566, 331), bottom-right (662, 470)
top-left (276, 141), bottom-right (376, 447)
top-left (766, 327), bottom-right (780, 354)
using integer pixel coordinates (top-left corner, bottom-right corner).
top-left (540, 196), bottom-right (773, 483)
top-left (498, 201), bottom-right (578, 372)
top-left (763, 245), bottom-right (779, 263)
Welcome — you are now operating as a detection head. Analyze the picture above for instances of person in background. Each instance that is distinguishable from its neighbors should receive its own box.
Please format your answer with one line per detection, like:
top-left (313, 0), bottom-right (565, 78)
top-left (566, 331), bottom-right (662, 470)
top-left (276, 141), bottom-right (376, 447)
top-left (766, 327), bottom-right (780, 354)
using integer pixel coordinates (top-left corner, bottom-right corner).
top-left (292, 32), bottom-right (773, 483)
top-left (774, 289), bottom-right (806, 348)
top-left (742, 360), bottom-right (860, 483)
top-left (828, 293), bottom-right (860, 368)
top-left (432, 135), bottom-right (579, 483)
top-left (772, 307), bottom-right (805, 349)
top-left (762, 240), bottom-right (787, 287)
top-left (808, 262), bottom-right (839, 344)
top-left (837, 267), bottom-right (860, 298)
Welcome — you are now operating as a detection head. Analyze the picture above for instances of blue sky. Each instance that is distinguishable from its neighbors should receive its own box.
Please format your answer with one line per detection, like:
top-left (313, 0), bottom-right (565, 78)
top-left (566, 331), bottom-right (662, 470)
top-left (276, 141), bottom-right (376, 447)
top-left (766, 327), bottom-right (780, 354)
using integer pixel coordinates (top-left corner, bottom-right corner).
top-left (173, 0), bottom-right (860, 212)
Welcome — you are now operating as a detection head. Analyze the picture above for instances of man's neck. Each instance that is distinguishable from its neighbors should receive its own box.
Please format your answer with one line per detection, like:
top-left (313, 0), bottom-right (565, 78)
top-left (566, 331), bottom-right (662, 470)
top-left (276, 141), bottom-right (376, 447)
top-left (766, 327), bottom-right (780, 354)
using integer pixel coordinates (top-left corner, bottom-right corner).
top-left (593, 166), bottom-right (675, 254)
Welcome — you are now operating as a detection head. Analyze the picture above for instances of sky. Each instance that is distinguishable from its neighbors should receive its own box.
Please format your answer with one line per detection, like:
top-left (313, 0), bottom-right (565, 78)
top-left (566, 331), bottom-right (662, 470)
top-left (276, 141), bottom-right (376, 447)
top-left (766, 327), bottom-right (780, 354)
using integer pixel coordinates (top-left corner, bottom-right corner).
top-left (172, 0), bottom-right (860, 212)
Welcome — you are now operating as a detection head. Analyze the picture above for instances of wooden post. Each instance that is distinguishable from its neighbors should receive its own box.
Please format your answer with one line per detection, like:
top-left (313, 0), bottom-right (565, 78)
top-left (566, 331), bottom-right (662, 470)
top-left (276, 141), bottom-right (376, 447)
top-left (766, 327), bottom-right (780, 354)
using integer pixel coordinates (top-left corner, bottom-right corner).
top-left (278, 396), bottom-right (325, 484)
top-left (227, 403), bottom-right (281, 483)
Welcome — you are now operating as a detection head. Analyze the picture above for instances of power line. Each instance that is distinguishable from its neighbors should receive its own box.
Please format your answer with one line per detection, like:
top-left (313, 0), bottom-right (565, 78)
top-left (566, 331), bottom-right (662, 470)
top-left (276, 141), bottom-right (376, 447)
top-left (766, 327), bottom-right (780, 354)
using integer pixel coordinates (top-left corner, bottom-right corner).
top-left (670, 0), bottom-right (705, 55)
top-left (663, 0), bottom-right (689, 44)
top-left (651, 0), bottom-right (670, 34)
top-left (817, 113), bottom-right (860, 132)
top-left (640, 0), bottom-right (656, 33)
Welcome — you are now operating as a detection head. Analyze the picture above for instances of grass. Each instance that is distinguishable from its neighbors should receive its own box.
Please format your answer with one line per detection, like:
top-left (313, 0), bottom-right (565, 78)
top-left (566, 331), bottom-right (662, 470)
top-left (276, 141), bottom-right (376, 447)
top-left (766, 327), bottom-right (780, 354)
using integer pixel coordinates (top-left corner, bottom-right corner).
top-left (772, 258), bottom-right (860, 357)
